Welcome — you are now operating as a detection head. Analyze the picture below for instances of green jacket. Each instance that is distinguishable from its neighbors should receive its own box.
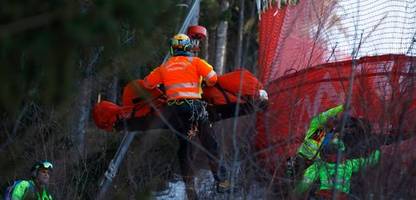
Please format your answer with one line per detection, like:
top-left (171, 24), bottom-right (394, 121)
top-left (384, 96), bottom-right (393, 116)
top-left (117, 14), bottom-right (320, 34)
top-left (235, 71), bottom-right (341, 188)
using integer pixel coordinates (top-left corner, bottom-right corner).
top-left (297, 105), bottom-right (344, 160)
top-left (294, 150), bottom-right (380, 195)
top-left (11, 180), bottom-right (53, 200)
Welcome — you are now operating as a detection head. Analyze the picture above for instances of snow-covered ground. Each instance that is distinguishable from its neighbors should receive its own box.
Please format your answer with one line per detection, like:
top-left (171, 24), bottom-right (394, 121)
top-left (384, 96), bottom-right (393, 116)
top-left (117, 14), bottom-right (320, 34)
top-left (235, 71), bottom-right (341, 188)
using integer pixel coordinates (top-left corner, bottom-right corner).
top-left (153, 169), bottom-right (267, 200)
top-left (154, 181), bottom-right (187, 200)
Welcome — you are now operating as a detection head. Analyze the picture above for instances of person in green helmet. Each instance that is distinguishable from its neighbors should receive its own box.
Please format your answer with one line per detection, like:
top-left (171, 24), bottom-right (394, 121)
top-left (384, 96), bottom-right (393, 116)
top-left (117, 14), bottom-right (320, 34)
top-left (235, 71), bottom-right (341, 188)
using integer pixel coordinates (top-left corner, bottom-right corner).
top-left (298, 104), bottom-right (345, 161)
top-left (287, 105), bottom-right (345, 179)
top-left (293, 138), bottom-right (380, 200)
top-left (10, 161), bottom-right (54, 200)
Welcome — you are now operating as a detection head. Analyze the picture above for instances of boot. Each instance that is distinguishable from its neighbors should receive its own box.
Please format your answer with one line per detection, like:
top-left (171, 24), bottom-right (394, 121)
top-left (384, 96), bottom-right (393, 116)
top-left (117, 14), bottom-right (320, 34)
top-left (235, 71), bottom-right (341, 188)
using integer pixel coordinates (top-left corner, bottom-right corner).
top-left (183, 175), bottom-right (198, 200)
top-left (216, 179), bottom-right (231, 193)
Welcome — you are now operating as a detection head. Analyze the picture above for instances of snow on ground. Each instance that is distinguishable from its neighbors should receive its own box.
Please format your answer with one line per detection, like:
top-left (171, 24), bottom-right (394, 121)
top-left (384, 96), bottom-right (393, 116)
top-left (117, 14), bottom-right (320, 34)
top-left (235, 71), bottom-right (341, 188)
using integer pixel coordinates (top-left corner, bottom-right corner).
top-left (154, 169), bottom-right (267, 200)
top-left (154, 181), bottom-right (187, 200)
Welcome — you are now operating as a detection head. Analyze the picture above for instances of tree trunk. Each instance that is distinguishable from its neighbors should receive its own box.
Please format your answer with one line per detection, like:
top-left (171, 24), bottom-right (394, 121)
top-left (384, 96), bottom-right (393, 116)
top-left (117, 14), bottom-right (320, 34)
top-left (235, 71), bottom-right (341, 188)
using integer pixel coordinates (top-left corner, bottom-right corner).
top-left (202, 31), bottom-right (209, 60)
top-left (214, 0), bottom-right (229, 75)
top-left (208, 28), bottom-right (216, 65)
top-left (109, 60), bottom-right (119, 103)
top-left (242, 1), bottom-right (257, 73)
top-left (73, 47), bottom-right (103, 159)
top-left (234, 0), bottom-right (245, 68)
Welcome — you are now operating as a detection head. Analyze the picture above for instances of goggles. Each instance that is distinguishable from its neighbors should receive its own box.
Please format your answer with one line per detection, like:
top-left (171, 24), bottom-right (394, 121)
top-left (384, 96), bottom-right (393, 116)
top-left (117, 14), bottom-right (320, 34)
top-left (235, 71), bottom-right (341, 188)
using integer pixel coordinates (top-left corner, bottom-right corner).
top-left (36, 161), bottom-right (54, 170)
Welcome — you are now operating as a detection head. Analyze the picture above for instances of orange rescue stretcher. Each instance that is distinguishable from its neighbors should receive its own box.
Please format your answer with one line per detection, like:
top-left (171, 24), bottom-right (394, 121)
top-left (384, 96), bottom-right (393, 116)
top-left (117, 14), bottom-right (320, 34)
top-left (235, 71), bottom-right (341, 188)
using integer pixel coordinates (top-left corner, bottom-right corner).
top-left (92, 69), bottom-right (268, 132)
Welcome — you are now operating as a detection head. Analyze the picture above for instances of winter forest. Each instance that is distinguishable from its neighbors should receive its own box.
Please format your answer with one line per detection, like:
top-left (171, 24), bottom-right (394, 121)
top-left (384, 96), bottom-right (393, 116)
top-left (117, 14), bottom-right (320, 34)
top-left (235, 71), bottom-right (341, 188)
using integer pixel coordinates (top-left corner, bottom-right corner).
top-left (1, 0), bottom-right (416, 200)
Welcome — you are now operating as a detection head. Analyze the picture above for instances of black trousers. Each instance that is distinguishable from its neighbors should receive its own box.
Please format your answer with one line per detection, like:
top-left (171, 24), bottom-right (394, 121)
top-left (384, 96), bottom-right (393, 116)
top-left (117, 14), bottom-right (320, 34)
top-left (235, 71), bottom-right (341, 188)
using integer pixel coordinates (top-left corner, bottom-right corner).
top-left (162, 99), bottom-right (225, 182)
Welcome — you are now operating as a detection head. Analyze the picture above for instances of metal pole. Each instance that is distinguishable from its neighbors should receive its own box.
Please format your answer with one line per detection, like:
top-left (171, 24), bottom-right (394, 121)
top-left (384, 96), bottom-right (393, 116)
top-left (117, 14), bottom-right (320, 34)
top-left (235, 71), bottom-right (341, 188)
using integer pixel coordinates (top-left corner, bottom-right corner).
top-left (96, 1), bottom-right (201, 198)
top-left (162, 0), bottom-right (201, 63)
top-left (96, 131), bottom-right (138, 200)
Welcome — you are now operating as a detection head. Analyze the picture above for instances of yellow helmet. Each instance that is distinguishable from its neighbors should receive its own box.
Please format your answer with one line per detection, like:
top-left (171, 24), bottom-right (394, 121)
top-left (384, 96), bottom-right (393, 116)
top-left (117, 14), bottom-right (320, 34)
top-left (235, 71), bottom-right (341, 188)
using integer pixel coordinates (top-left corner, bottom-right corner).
top-left (170, 33), bottom-right (192, 53)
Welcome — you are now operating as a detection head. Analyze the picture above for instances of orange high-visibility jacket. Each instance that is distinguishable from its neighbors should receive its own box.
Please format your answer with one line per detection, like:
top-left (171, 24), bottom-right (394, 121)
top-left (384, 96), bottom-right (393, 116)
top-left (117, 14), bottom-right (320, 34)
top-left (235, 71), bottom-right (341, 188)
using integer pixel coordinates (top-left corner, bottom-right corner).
top-left (144, 56), bottom-right (217, 100)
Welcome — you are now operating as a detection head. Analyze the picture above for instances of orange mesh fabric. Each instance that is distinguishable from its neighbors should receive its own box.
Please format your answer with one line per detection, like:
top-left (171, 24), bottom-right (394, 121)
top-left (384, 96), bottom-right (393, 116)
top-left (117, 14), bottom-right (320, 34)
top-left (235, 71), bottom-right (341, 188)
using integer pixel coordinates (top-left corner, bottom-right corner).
top-left (256, 0), bottom-right (416, 171)
top-left (256, 54), bottom-right (416, 170)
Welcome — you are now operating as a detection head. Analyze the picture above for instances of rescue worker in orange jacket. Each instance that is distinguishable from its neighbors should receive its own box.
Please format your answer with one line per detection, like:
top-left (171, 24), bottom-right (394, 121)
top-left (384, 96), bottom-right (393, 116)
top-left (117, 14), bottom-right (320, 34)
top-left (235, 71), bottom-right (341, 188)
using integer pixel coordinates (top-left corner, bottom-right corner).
top-left (143, 33), bottom-right (229, 196)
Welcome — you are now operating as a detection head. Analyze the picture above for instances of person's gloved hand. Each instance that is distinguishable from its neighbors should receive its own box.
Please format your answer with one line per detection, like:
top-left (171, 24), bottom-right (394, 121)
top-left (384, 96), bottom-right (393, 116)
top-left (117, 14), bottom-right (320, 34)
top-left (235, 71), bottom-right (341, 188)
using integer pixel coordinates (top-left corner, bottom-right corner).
top-left (157, 84), bottom-right (165, 93)
top-left (259, 89), bottom-right (269, 101)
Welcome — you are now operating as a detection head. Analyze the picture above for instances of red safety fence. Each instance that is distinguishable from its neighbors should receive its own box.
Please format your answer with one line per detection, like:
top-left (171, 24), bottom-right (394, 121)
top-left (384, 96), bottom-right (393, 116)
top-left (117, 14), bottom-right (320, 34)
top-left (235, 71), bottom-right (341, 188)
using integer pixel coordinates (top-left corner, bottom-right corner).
top-left (256, 0), bottom-right (416, 172)
top-left (258, 0), bottom-right (416, 83)
top-left (255, 54), bottom-right (416, 169)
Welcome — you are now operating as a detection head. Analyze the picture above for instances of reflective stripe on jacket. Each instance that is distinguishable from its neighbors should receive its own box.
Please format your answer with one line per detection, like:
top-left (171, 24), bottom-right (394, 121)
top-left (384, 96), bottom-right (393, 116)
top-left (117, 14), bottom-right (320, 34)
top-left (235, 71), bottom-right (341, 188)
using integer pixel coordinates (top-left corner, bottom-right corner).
top-left (143, 56), bottom-right (217, 100)
top-left (297, 105), bottom-right (344, 160)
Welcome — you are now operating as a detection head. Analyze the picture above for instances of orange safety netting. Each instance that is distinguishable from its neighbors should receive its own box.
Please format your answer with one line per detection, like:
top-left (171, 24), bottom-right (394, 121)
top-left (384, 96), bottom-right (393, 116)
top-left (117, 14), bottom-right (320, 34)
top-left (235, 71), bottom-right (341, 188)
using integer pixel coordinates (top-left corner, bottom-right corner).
top-left (256, 0), bottom-right (416, 169)
top-left (256, 54), bottom-right (416, 169)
